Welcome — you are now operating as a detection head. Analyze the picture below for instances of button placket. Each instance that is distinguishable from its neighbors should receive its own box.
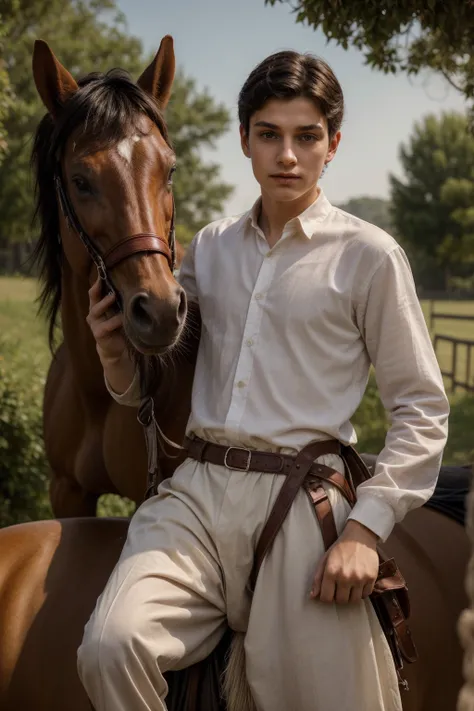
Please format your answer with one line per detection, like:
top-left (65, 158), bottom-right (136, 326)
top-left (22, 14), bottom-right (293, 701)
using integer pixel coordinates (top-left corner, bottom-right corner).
top-left (224, 253), bottom-right (278, 432)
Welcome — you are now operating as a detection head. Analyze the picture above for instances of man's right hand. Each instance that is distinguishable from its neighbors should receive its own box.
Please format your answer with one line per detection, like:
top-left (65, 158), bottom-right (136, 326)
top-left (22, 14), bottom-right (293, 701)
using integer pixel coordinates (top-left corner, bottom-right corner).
top-left (86, 277), bottom-right (135, 394)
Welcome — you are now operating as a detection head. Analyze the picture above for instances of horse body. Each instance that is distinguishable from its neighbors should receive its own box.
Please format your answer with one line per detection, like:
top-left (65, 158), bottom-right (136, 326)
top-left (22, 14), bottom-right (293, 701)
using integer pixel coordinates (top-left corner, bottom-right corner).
top-left (0, 506), bottom-right (469, 711)
top-left (44, 260), bottom-right (194, 515)
top-left (44, 265), bottom-right (152, 515)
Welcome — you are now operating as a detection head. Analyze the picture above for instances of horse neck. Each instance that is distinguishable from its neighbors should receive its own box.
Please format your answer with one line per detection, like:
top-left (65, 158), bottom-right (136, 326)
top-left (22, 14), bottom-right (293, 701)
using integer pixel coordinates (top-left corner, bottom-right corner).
top-left (60, 260), bottom-right (106, 398)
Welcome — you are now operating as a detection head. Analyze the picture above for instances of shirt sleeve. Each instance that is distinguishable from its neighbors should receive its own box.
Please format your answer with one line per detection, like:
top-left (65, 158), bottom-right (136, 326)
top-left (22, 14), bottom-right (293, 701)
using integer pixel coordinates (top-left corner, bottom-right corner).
top-left (177, 234), bottom-right (199, 304)
top-left (104, 371), bottom-right (142, 408)
top-left (347, 246), bottom-right (449, 541)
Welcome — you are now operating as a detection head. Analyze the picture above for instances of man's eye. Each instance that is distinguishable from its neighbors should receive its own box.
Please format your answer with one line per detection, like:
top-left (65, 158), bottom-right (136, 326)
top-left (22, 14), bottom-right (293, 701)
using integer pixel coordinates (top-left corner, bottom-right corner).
top-left (260, 131), bottom-right (278, 140)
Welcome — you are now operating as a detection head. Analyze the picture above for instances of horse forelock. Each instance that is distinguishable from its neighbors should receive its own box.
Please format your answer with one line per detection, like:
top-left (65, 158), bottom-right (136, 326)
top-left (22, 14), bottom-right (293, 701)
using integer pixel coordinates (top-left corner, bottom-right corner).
top-left (30, 68), bottom-right (172, 352)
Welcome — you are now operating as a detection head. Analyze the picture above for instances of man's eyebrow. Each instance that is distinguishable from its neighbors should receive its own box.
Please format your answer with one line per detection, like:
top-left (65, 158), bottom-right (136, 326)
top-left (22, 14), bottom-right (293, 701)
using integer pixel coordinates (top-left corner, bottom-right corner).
top-left (254, 121), bottom-right (278, 129)
top-left (297, 123), bottom-right (324, 131)
top-left (253, 121), bottom-right (324, 131)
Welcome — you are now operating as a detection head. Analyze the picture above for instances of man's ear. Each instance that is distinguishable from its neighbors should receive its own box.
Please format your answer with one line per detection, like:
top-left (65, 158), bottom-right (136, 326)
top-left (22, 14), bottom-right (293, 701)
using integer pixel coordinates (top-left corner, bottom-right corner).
top-left (325, 130), bottom-right (342, 166)
top-left (240, 124), bottom-right (251, 158)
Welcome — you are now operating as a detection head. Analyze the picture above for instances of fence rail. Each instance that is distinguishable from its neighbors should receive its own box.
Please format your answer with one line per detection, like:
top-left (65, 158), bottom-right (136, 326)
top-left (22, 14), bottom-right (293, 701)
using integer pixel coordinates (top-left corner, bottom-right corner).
top-left (428, 301), bottom-right (474, 331)
top-left (433, 335), bottom-right (474, 393)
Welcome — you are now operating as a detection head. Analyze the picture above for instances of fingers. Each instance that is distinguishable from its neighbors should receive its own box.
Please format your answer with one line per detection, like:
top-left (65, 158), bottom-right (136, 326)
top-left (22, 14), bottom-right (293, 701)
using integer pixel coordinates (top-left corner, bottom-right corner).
top-left (309, 552), bottom-right (327, 599)
top-left (311, 554), bottom-right (376, 605)
top-left (349, 585), bottom-right (365, 603)
top-left (93, 313), bottom-right (123, 340)
top-left (87, 292), bottom-right (116, 324)
top-left (88, 277), bottom-right (102, 308)
top-left (362, 581), bottom-right (375, 598)
top-left (319, 573), bottom-right (336, 604)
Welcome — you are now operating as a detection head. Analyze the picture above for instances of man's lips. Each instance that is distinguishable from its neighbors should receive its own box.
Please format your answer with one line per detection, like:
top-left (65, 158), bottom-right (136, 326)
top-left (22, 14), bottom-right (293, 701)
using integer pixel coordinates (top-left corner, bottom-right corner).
top-left (270, 173), bottom-right (301, 179)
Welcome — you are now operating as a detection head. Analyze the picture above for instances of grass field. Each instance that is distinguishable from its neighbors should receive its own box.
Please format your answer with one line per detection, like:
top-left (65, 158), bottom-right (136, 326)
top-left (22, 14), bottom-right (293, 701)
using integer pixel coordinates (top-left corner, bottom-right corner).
top-left (0, 276), bottom-right (50, 375)
top-left (1, 275), bottom-right (474, 465)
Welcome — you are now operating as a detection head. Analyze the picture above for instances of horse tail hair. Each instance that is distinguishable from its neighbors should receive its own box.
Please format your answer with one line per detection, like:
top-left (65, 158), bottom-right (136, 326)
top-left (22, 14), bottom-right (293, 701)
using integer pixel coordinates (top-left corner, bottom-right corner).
top-left (222, 631), bottom-right (257, 711)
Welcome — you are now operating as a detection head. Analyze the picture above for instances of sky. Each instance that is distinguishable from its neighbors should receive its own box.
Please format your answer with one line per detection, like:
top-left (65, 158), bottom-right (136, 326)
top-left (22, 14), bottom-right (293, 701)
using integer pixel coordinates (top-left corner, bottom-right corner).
top-left (115, 0), bottom-right (467, 215)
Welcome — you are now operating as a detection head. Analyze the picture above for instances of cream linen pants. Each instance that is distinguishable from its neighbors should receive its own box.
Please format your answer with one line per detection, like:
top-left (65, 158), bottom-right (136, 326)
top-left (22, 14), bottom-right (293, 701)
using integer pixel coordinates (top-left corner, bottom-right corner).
top-left (77, 454), bottom-right (402, 711)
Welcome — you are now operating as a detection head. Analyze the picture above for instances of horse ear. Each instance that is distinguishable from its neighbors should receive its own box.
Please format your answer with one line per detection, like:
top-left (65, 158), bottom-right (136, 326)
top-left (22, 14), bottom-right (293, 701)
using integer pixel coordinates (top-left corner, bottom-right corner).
top-left (32, 39), bottom-right (79, 117)
top-left (137, 35), bottom-right (175, 110)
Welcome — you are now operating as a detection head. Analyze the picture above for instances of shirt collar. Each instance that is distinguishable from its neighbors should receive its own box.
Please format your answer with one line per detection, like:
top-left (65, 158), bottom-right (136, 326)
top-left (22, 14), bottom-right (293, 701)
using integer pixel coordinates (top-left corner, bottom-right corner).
top-left (244, 189), bottom-right (332, 240)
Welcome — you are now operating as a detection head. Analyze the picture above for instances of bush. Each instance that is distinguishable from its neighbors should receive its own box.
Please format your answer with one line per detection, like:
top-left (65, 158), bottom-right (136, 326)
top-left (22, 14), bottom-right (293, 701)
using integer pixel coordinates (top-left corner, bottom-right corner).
top-left (0, 340), bottom-right (134, 526)
top-left (0, 357), bottom-right (52, 527)
top-left (352, 372), bottom-right (389, 454)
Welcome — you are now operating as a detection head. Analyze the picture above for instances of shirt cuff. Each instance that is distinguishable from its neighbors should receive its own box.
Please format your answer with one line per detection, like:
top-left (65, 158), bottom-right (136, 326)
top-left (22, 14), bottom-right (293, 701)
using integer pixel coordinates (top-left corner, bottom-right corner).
top-left (346, 494), bottom-right (396, 542)
top-left (104, 370), bottom-right (141, 407)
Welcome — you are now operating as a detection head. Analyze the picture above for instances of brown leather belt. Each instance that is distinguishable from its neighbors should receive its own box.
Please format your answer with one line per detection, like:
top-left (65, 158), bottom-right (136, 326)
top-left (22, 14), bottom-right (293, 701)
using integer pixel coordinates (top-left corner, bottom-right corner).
top-left (185, 435), bottom-right (339, 476)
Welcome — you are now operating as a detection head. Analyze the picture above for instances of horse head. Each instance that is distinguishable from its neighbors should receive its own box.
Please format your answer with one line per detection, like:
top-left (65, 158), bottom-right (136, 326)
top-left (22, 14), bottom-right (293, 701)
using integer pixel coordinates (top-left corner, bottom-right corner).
top-left (31, 37), bottom-right (186, 356)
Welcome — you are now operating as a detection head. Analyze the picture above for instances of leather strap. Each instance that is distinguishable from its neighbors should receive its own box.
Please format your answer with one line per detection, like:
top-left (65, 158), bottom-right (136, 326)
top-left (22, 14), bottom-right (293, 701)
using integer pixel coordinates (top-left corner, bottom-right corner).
top-left (104, 234), bottom-right (172, 270)
top-left (307, 485), bottom-right (339, 549)
top-left (184, 436), bottom-right (355, 592)
top-left (248, 440), bottom-right (350, 591)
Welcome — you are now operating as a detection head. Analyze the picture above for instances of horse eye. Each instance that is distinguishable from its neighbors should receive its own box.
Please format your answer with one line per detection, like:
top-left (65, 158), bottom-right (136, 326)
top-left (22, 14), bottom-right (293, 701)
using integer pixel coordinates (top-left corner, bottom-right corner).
top-left (168, 165), bottom-right (177, 185)
top-left (72, 176), bottom-right (92, 195)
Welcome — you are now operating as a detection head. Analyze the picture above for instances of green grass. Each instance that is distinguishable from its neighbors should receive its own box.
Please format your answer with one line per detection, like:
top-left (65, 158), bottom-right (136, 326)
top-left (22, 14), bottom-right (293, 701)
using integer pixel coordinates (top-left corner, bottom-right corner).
top-left (0, 276), bottom-right (50, 377)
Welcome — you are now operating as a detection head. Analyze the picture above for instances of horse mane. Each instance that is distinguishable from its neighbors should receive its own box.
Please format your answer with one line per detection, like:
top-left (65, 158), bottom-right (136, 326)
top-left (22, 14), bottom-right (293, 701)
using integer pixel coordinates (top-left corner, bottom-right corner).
top-left (30, 68), bottom-right (171, 351)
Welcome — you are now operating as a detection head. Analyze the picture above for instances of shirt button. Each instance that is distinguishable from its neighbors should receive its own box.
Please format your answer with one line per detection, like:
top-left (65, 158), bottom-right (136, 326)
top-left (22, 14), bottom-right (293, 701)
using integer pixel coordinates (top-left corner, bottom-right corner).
top-left (255, 293), bottom-right (262, 301)
top-left (236, 380), bottom-right (246, 389)
top-left (246, 338), bottom-right (254, 347)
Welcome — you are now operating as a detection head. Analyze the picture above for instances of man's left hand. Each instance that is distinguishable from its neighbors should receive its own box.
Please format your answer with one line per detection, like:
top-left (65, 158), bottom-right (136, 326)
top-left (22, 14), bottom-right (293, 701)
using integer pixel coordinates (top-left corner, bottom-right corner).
top-left (310, 520), bottom-right (379, 604)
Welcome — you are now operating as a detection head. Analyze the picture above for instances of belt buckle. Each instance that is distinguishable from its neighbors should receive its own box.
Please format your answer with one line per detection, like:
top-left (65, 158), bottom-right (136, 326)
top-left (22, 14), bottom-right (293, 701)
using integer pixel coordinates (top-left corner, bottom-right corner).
top-left (224, 446), bottom-right (252, 472)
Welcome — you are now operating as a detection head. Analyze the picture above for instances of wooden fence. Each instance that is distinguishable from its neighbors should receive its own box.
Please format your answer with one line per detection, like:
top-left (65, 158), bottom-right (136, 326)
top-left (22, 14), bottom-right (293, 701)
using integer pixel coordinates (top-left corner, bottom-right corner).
top-left (426, 295), bottom-right (474, 394)
top-left (433, 335), bottom-right (474, 394)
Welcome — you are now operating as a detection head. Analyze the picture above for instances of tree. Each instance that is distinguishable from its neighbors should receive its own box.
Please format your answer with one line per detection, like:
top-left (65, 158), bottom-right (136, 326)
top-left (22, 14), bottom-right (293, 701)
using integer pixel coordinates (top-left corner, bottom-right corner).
top-left (390, 111), bottom-right (474, 291)
top-left (0, 17), bottom-right (14, 166)
top-left (0, 0), bottom-right (232, 256)
top-left (265, 0), bottom-right (474, 102)
top-left (337, 197), bottom-right (394, 234)
top-left (165, 71), bottom-right (233, 243)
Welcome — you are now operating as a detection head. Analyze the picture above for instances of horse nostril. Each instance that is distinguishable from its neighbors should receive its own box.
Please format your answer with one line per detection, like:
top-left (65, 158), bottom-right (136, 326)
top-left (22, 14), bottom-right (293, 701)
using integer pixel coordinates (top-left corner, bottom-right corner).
top-left (130, 292), bottom-right (154, 332)
top-left (177, 288), bottom-right (187, 322)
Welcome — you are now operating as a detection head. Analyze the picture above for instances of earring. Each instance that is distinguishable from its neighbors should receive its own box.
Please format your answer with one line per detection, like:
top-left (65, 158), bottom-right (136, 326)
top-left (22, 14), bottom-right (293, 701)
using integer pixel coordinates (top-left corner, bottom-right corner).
top-left (321, 163), bottom-right (328, 177)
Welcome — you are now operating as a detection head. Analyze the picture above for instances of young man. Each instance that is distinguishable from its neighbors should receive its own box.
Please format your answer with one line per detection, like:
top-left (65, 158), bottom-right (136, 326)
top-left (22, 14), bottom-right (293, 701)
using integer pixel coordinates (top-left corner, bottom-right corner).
top-left (78, 51), bottom-right (449, 711)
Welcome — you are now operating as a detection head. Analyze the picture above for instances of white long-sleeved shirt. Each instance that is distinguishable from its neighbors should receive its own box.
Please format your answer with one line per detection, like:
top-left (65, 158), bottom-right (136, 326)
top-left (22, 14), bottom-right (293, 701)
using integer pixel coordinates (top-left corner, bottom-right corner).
top-left (109, 189), bottom-right (449, 541)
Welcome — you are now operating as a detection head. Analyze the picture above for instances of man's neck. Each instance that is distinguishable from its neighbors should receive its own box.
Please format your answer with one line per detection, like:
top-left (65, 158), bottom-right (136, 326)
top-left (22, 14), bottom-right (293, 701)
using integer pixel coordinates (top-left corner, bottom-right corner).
top-left (258, 184), bottom-right (320, 249)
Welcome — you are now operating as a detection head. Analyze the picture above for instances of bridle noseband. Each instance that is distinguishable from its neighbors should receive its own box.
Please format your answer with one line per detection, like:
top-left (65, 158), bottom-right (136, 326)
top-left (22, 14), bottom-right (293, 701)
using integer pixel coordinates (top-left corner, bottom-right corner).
top-left (54, 166), bottom-right (176, 311)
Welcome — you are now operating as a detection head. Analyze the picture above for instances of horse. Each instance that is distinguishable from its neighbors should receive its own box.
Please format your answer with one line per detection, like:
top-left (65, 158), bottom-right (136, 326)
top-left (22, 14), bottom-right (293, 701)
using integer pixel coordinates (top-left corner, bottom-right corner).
top-left (32, 36), bottom-right (195, 518)
top-left (0, 36), bottom-right (471, 711)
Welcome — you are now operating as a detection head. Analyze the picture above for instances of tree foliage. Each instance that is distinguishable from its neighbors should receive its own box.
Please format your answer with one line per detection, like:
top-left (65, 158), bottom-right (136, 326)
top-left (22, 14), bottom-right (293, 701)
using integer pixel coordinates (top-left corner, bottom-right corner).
top-left (166, 71), bottom-right (233, 241)
top-left (266, 0), bottom-right (474, 102)
top-left (337, 197), bottom-right (394, 234)
top-left (390, 112), bottom-right (474, 290)
top-left (0, 0), bottom-right (232, 251)
top-left (0, 13), bottom-right (14, 166)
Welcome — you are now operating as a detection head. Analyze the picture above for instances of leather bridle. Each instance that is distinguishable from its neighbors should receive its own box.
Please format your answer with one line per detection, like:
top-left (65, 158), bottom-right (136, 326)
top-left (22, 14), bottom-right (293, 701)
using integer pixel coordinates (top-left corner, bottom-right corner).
top-left (54, 164), bottom-right (176, 311)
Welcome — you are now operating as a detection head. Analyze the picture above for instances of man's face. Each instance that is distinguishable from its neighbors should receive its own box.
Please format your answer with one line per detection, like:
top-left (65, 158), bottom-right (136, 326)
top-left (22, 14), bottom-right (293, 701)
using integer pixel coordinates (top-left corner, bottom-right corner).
top-left (240, 97), bottom-right (340, 203)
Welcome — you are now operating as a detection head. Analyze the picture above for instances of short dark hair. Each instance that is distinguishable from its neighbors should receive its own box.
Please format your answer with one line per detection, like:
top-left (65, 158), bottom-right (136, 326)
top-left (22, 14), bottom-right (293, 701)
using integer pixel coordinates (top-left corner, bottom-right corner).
top-left (238, 51), bottom-right (344, 139)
